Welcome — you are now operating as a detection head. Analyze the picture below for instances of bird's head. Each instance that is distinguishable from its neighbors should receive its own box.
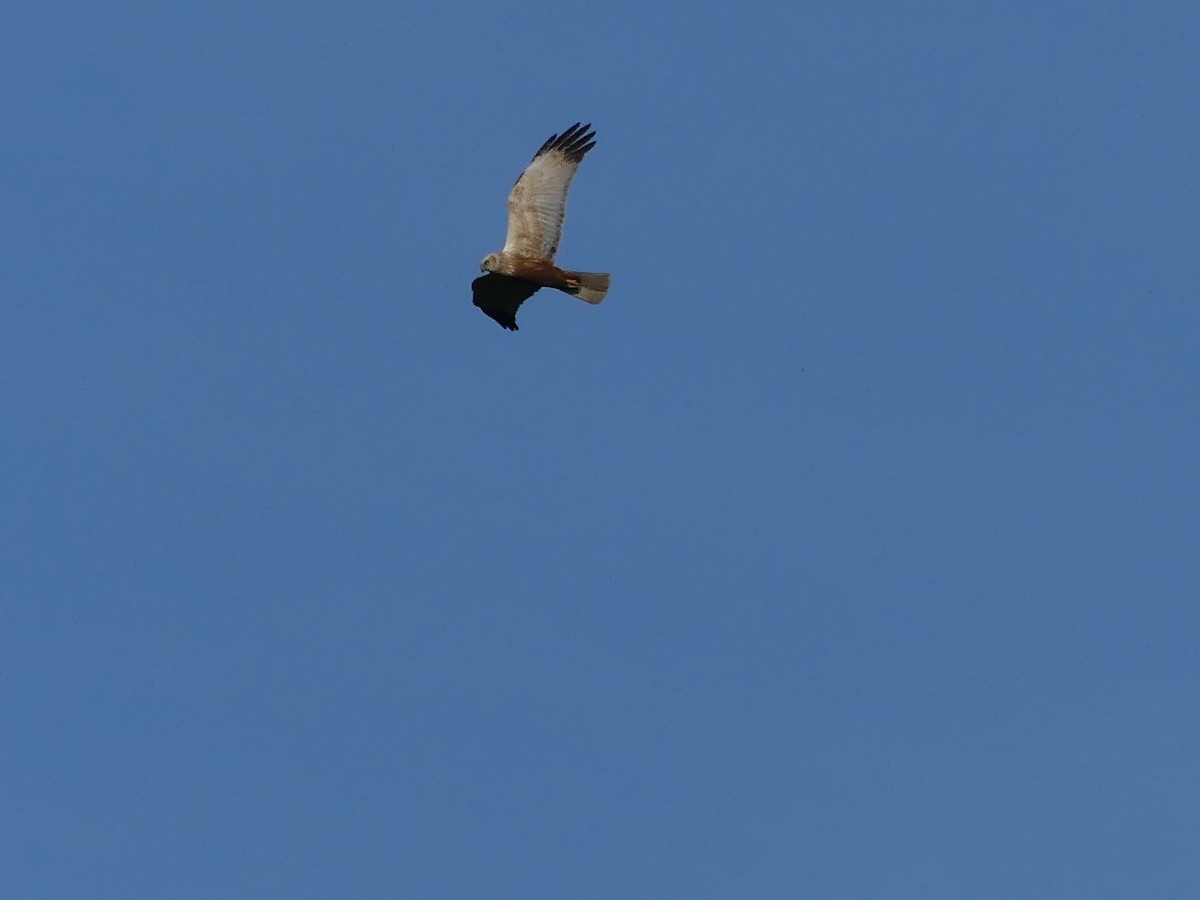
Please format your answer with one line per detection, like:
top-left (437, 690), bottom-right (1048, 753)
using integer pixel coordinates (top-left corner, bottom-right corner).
top-left (480, 253), bottom-right (500, 274)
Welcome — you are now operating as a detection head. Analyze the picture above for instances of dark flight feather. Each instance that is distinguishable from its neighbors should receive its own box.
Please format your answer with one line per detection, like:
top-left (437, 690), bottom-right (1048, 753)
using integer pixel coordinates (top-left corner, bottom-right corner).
top-left (471, 273), bottom-right (542, 331)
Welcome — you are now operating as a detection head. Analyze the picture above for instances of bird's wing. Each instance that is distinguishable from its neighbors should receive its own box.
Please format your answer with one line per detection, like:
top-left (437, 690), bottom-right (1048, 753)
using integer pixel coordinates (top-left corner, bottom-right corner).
top-left (472, 273), bottom-right (542, 331)
top-left (502, 123), bottom-right (596, 261)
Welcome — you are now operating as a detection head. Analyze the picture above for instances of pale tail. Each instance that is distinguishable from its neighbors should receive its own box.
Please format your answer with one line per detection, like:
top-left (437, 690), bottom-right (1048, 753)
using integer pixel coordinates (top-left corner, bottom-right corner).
top-left (564, 271), bottom-right (611, 304)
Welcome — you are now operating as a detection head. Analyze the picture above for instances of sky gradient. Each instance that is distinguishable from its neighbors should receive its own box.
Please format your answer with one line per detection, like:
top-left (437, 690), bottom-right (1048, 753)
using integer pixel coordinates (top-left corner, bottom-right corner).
top-left (3, 2), bottom-right (1199, 897)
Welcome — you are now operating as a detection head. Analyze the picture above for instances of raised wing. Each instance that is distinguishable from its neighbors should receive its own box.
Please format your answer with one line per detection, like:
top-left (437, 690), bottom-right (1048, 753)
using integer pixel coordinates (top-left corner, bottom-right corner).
top-left (503, 123), bottom-right (597, 261)
top-left (472, 273), bottom-right (542, 331)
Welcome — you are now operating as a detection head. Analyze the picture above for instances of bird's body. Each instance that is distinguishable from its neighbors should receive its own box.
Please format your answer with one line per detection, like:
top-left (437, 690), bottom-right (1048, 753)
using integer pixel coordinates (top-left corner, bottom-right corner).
top-left (480, 255), bottom-right (569, 288)
top-left (472, 123), bottom-right (610, 331)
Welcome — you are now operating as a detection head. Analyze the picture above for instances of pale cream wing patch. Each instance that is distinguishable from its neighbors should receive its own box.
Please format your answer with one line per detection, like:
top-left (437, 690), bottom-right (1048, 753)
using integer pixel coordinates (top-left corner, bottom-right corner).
top-left (502, 124), bottom-right (596, 261)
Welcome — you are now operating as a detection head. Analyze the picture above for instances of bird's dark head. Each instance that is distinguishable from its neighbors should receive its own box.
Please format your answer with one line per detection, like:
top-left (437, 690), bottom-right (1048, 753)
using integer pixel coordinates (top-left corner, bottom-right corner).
top-left (480, 253), bottom-right (500, 274)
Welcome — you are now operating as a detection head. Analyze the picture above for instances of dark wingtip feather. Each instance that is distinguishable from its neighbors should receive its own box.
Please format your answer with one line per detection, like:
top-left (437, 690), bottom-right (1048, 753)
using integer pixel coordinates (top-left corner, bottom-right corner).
top-left (532, 122), bottom-right (598, 163)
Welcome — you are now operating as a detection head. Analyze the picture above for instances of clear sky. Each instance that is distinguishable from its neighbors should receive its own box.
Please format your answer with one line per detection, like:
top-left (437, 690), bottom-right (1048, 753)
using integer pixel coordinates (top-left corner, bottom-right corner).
top-left (3, 2), bottom-right (1198, 897)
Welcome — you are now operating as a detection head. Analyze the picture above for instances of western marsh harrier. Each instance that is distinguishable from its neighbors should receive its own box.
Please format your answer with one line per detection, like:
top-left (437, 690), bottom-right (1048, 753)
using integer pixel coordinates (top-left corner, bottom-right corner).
top-left (472, 123), bottom-right (610, 330)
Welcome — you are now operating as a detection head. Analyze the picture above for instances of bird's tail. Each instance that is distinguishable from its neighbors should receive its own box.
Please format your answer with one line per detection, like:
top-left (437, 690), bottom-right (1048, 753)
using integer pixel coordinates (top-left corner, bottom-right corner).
top-left (562, 271), bottom-right (611, 304)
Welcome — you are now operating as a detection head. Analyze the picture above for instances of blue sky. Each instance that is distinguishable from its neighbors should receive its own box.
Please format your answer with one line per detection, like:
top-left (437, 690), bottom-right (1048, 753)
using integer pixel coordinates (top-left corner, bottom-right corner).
top-left (3, 2), bottom-right (1198, 896)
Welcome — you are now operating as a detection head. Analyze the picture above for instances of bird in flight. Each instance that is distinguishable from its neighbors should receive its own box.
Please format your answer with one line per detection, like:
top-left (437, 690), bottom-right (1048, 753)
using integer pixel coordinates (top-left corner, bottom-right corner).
top-left (472, 123), bottom-right (610, 331)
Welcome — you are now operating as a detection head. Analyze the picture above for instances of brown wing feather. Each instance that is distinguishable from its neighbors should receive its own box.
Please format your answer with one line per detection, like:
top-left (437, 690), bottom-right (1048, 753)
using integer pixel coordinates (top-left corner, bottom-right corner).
top-left (472, 273), bottom-right (542, 331)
